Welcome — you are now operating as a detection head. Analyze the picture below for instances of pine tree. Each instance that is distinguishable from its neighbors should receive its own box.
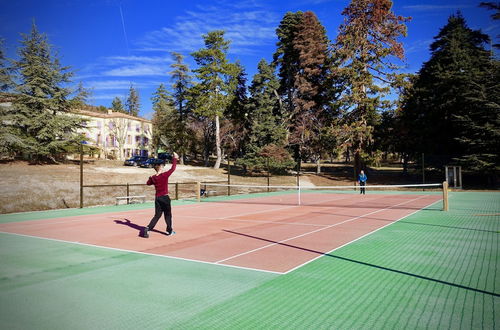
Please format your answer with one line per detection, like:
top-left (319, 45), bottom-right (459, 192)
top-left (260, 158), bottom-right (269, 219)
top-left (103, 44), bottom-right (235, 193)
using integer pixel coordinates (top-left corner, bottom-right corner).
top-left (169, 52), bottom-right (192, 164)
top-left (291, 11), bottom-right (330, 169)
top-left (111, 96), bottom-right (125, 113)
top-left (0, 39), bottom-right (12, 91)
top-left (239, 59), bottom-right (291, 171)
top-left (335, 0), bottom-right (410, 173)
top-left (405, 13), bottom-right (499, 180)
top-left (273, 11), bottom-right (303, 121)
top-left (151, 83), bottom-right (178, 155)
top-left (9, 23), bottom-right (84, 162)
top-left (191, 30), bottom-right (239, 169)
top-left (125, 84), bottom-right (140, 116)
top-left (224, 62), bottom-right (249, 159)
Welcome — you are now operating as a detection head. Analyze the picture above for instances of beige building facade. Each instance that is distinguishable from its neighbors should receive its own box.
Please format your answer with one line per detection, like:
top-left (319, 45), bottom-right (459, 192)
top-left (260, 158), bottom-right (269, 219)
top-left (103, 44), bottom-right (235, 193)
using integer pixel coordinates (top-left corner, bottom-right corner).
top-left (77, 109), bottom-right (153, 160)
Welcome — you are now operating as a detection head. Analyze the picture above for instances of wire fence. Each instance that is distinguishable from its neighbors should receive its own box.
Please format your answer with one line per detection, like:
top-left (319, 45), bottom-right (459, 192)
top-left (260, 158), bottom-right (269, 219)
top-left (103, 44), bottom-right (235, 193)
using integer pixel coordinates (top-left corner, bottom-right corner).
top-left (80, 181), bottom-right (227, 208)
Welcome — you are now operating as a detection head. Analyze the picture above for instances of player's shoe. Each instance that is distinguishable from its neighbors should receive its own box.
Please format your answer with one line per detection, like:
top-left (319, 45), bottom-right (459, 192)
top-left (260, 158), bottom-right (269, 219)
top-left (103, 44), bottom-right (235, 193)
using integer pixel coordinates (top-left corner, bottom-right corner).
top-left (166, 230), bottom-right (176, 236)
top-left (142, 226), bottom-right (149, 238)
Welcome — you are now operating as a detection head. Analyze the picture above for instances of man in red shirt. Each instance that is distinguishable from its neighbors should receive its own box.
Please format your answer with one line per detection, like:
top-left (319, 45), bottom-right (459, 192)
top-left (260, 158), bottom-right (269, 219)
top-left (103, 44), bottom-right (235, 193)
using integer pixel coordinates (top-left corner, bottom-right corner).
top-left (142, 152), bottom-right (179, 238)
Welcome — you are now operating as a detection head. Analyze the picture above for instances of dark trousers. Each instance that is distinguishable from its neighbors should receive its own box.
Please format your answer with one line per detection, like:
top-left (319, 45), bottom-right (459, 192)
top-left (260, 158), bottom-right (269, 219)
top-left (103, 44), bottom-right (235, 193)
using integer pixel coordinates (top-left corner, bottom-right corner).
top-left (360, 181), bottom-right (366, 194)
top-left (147, 195), bottom-right (172, 232)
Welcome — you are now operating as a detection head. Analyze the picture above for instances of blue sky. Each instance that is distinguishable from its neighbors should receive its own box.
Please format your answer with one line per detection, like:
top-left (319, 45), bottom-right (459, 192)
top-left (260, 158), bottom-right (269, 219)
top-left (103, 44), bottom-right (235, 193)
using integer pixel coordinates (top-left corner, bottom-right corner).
top-left (0, 0), bottom-right (497, 118)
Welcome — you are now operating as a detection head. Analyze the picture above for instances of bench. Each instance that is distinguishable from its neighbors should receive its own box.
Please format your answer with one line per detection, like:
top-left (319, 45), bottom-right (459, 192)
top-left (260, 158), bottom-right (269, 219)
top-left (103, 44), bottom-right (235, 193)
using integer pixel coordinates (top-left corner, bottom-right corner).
top-left (115, 195), bottom-right (146, 205)
top-left (200, 189), bottom-right (217, 197)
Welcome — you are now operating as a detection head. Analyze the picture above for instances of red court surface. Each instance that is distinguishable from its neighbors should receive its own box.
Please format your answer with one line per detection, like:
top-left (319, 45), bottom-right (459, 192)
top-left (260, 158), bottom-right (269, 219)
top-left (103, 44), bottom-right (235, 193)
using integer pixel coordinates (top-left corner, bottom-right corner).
top-left (0, 193), bottom-right (442, 274)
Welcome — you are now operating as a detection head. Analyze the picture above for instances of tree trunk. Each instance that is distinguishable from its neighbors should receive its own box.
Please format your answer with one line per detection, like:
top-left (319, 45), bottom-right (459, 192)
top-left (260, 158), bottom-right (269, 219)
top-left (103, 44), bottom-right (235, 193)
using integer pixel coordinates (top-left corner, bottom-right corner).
top-left (213, 115), bottom-right (222, 169)
top-left (402, 153), bottom-right (409, 176)
top-left (354, 150), bottom-right (363, 176)
top-left (180, 152), bottom-right (185, 165)
top-left (316, 157), bottom-right (321, 174)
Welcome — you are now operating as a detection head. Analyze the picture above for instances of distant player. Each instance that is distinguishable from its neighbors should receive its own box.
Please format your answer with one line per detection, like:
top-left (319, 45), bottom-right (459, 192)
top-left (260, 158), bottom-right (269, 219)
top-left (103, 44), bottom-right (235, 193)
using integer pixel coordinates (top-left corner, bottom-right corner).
top-left (358, 170), bottom-right (367, 195)
top-left (142, 152), bottom-right (179, 238)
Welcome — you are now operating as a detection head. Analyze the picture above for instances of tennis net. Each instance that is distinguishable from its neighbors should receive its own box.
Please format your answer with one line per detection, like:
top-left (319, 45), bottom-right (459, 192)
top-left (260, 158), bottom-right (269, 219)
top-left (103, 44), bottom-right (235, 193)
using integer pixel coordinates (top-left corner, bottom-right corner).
top-left (197, 182), bottom-right (448, 210)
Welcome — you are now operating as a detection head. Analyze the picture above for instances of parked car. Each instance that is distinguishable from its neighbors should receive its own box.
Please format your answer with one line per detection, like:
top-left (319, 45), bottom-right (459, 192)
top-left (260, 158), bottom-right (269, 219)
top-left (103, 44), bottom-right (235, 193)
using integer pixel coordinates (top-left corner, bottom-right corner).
top-left (123, 156), bottom-right (147, 166)
top-left (139, 158), bottom-right (165, 168)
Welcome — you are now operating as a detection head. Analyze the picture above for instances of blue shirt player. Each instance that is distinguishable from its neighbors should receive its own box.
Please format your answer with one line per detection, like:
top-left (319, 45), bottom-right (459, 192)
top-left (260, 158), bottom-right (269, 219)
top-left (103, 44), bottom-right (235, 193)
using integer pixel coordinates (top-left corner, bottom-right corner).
top-left (358, 170), bottom-right (367, 195)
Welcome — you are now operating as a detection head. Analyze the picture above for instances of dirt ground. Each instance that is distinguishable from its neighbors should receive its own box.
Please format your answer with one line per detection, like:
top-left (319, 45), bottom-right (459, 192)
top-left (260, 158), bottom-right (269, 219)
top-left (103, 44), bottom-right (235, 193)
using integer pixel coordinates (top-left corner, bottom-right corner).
top-left (0, 160), bottom-right (336, 214)
top-left (1, 158), bottom-right (434, 214)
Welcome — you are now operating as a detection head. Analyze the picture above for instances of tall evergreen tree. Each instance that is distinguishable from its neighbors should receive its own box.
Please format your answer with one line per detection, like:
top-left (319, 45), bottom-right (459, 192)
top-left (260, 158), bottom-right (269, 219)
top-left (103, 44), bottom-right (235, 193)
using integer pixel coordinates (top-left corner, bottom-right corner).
top-left (290, 11), bottom-right (330, 168)
top-left (111, 96), bottom-right (125, 113)
top-left (151, 83), bottom-right (178, 155)
top-left (169, 52), bottom-right (192, 164)
top-left (0, 39), bottom-right (12, 91)
top-left (191, 30), bottom-right (239, 169)
top-left (334, 0), bottom-right (410, 173)
top-left (273, 11), bottom-right (303, 122)
top-left (9, 23), bottom-right (84, 162)
top-left (404, 13), bottom-right (499, 180)
top-left (0, 41), bottom-right (25, 157)
top-left (224, 61), bottom-right (249, 158)
top-left (239, 59), bottom-right (291, 171)
top-left (125, 84), bottom-right (140, 116)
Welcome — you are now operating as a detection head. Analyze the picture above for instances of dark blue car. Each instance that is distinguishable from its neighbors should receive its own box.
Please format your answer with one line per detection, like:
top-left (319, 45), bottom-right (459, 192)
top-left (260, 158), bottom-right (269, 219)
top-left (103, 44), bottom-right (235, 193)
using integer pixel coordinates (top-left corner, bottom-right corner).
top-left (139, 158), bottom-right (165, 168)
top-left (123, 156), bottom-right (147, 166)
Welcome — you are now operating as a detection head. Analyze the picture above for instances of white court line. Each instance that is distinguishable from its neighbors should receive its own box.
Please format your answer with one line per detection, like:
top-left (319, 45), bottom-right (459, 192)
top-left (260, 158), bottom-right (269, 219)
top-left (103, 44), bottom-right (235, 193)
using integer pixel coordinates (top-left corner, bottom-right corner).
top-left (180, 215), bottom-right (331, 227)
top-left (0, 231), bottom-right (283, 275)
top-left (215, 195), bottom-right (434, 264)
top-left (0, 194), bottom-right (440, 275)
top-left (283, 198), bottom-right (443, 274)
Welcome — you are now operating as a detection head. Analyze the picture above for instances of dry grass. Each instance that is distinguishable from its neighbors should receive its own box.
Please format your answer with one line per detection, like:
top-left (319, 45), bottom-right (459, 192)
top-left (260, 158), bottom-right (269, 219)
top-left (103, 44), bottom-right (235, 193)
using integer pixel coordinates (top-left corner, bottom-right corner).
top-left (1, 160), bottom-right (414, 214)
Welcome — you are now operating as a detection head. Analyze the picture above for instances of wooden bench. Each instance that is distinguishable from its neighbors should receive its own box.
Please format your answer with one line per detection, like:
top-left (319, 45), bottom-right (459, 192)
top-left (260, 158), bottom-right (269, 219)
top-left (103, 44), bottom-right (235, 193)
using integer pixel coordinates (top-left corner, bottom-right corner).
top-left (115, 195), bottom-right (146, 205)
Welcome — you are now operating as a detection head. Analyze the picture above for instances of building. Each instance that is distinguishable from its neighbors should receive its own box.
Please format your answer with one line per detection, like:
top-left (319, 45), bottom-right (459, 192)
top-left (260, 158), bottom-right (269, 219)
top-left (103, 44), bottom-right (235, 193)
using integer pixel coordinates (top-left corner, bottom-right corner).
top-left (76, 109), bottom-right (153, 160)
top-left (0, 92), bottom-right (153, 160)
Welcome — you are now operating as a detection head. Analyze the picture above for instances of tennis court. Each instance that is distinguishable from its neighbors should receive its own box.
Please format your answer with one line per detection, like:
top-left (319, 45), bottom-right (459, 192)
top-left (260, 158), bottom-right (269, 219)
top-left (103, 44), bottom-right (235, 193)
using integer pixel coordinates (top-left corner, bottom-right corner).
top-left (0, 186), bottom-right (498, 329)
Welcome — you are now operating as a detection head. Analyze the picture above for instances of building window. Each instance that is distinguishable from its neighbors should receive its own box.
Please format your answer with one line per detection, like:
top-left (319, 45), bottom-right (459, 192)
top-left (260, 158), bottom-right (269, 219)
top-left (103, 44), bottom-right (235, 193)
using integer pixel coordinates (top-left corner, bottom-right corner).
top-left (136, 124), bottom-right (140, 132)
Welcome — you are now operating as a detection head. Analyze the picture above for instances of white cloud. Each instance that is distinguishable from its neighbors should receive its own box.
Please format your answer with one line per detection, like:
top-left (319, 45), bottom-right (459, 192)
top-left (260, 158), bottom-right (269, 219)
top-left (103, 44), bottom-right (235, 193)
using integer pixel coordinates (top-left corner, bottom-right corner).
top-left (88, 93), bottom-right (126, 100)
top-left (85, 79), bottom-right (160, 90)
top-left (137, 2), bottom-right (279, 54)
top-left (103, 64), bottom-right (169, 77)
top-left (405, 39), bottom-right (433, 54)
top-left (104, 55), bottom-right (173, 64)
top-left (402, 4), bottom-right (472, 11)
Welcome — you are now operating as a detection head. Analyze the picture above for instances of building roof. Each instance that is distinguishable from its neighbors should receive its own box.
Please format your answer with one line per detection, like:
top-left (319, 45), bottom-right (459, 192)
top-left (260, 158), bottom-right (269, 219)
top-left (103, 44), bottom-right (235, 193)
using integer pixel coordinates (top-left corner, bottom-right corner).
top-left (75, 109), bottom-right (151, 123)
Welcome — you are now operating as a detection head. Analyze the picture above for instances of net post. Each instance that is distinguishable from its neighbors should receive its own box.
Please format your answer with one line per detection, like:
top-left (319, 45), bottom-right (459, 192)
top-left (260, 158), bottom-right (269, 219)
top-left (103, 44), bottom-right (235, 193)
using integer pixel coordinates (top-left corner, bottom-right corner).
top-left (227, 158), bottom-right (231, 196)
top-left (298, 183), bottom-right (301, 206)
top-left (442, 181), bottom-right (449, 211)
top-left (196, 181), bottom-right (201, 202)
top-left (80, 143), bottom-right (83, 209)
top-left (126, 183), bottom-right (130, 204)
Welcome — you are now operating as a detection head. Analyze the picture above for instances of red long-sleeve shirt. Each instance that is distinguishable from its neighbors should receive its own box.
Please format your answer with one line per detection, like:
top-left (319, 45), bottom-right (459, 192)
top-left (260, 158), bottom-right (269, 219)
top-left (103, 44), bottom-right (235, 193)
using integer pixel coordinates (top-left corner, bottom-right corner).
top-left (146, 158), bottom-right (177, 197)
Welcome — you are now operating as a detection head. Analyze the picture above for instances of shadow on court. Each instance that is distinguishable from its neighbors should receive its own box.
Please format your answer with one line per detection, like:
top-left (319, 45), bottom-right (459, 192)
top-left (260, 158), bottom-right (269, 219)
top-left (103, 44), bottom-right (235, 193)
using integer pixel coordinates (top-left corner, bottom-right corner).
top-left (114, 219), bottom-right (169, 237)
top-left (223, 229), bottom-right (499, 298)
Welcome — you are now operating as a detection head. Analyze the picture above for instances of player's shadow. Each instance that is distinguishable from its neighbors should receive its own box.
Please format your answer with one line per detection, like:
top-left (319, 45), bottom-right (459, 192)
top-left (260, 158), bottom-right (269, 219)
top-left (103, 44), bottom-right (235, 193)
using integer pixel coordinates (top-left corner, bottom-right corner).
top-left (114, 218), bottom-right (168, 237)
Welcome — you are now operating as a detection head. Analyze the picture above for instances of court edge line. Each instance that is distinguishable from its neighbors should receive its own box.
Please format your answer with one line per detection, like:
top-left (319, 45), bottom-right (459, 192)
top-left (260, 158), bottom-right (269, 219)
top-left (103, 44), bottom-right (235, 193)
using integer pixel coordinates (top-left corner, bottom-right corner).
top-left (216, 195), bottom-right (434, 265)
top-left (0, 194), bottom-right (442, 275)
top-left (0, 231), bottom-right (284, 275)
top-left (283, 198), bottom-right (443, 274)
